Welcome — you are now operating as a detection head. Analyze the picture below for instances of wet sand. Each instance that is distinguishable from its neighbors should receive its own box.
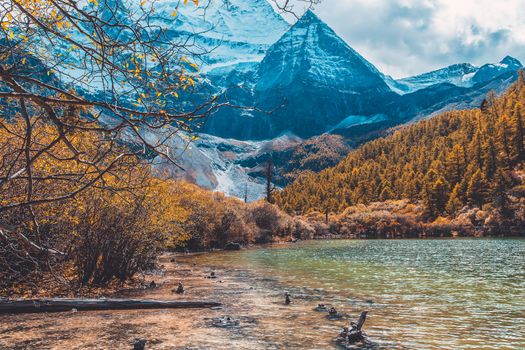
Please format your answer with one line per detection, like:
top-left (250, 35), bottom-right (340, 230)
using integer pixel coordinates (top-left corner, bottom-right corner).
top-left (0, 253), bottom-right (366, 350)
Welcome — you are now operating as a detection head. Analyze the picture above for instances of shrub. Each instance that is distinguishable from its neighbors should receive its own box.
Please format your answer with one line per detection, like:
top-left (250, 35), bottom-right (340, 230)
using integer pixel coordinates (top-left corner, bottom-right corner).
top-left (68, 195), bottom-right (165, 285)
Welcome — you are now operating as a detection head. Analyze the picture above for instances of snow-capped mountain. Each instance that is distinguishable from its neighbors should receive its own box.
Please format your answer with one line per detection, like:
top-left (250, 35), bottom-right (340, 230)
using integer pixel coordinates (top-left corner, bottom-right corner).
top-left (257, 11), bottom-right (389, 92)
top-left (103, 0), bottom-right (289, 72)
top-left (202, 10), bottom-right (398, 139)
top-left (388, 63), bottom-right (478, 94)
top-left (471, 56), bottom-right (523, 85)
top-left (388, 57), bottom-right (523, 94)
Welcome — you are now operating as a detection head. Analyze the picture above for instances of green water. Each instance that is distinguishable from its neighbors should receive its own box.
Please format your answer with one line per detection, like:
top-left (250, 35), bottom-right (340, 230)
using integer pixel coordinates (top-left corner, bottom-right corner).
top-left (192, 239), bottom-right (525, 349)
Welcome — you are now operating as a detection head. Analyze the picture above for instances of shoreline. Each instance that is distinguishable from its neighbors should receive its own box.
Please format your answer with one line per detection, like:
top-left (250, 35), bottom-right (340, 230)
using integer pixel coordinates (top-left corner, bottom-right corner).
top-left (2, 239), bottom-right (523, 349)
top-left (0, 252), bottom-right (368, 350)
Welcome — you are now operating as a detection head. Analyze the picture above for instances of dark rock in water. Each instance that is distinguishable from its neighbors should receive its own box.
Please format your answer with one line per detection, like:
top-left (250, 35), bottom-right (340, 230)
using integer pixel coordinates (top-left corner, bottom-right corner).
top-left (211, 316), bottom-right (240, 328)
top-left (148, 281), bottom-right (157, 289)
top-left (224, 242), bottom-right (242, 251)
top-left (174, 282), bottom-right (184, 294)
top-left (327, 313), bottom-right (344, 320)
top-left (366, 299), bottom-right (374, 304)
top-left (284, 292), bottom-right (291, 305)
top-left (327, 307), bottom-right (344, 320)
top-left (206, 271), bottom-right (217, 279)
top-left (132, 338), bottom-right (147, 350)
top-left (170, 258), bottom-right (176, 263)
top-left (314, 304), bottom-right (328, 312)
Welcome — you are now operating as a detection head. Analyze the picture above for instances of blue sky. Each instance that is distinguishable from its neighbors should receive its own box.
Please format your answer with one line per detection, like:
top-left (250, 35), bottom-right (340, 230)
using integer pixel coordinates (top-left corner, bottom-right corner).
top-left (300, 0), bottom-right (525, 78)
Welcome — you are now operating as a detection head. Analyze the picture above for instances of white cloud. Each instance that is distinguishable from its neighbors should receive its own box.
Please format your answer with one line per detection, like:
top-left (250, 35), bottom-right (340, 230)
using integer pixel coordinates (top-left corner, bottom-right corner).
top-left (306, 0), bottom-right (525, 78)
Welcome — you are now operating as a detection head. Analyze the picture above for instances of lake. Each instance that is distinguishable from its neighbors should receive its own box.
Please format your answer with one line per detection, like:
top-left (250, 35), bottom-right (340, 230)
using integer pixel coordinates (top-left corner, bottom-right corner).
top-left (189, 238), bottom-right (525, 349)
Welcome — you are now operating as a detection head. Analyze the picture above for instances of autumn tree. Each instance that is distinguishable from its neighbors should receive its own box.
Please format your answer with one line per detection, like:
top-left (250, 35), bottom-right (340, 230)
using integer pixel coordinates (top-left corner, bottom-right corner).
top-left (467, 170), bottom-right (488, 208)
top-left (422, 169), bottom-right (450, 219)
top-left (446, 183), bottom-right (464, 214)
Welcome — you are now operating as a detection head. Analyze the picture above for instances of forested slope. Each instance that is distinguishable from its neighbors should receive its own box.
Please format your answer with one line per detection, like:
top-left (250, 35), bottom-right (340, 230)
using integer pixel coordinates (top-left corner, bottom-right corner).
top-left (276, 72), bottom-right (525, 223)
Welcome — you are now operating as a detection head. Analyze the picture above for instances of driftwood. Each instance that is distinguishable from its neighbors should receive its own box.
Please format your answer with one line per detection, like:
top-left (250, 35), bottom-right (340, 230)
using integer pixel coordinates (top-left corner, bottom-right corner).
top-left (337, 311), bottom-right (369, 346)
top-left (0, 298), bottom-right (221, 314)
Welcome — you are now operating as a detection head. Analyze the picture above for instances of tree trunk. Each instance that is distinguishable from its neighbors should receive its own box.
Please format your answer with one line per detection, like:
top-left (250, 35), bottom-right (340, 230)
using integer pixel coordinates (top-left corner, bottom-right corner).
top-left (0, 298), bottom-right (221, 314)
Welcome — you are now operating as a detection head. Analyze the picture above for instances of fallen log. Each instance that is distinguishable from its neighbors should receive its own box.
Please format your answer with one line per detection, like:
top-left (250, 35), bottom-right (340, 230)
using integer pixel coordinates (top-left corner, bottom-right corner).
top-left (0, 298), bottom-right (222, 314)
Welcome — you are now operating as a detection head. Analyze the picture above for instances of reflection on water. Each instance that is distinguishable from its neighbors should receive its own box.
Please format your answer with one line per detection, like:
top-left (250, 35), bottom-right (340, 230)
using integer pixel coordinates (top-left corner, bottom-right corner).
top-left (191, 238), bottom-right (525, 349)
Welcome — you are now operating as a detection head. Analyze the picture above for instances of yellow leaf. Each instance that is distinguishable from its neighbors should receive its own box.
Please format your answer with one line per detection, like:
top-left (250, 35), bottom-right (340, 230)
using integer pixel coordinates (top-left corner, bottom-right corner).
top-left (171, 10), bottom-right (177, 17)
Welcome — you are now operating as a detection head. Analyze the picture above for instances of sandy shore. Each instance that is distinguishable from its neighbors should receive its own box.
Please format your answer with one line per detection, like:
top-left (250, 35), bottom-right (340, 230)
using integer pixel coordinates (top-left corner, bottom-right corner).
top-left (0, 253), bottom-right (367, 350)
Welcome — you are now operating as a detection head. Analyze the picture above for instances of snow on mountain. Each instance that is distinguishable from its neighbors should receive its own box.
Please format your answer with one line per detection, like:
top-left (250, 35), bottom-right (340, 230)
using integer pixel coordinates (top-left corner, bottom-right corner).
top-left (471, 56), bottom-right (523, 85)
top-left (257, 10), bottom-right (390, 93)
top-left (148, 0), bottom-right (289, 72)
top-left (151, 131), bottom-right (302, 200)
top-left (391, 57), bottom-right (523, 94)
top-left (329, 114), bottom-right (388, 132)
top-left (41, 0), bottom-right (288, 91)
top-left (245, 10), bottom-right (396, 139)
top-left (390, 63), bottom-right (478, 94)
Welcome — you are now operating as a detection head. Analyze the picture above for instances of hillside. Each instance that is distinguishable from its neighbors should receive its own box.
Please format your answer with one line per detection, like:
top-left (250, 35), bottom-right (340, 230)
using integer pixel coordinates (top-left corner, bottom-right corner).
top-left (276, 73), bottom-right (525, 229)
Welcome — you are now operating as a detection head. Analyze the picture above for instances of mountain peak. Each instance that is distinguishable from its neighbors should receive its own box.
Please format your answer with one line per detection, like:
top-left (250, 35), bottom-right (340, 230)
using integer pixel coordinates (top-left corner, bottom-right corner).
top-left (257, 6), bottom-right (389, 92)
top-left (500, 56), bottom-right (522, 67)
top-left (298, 9), bottom-right (321, 23)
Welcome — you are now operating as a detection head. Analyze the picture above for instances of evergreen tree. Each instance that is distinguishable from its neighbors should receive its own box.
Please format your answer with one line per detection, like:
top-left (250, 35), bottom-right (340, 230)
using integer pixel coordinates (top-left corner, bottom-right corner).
top-left (446, 183), bottom-right (464, 214)
top-left (491, 169), bottom-right (511, 216)
top-left (446, 144), bottom-right (465, 186)
top-left (512, 104), bottom-right (524, 162)
top-left (379, 184), bottom-right (395, 201)
top-left (422, 170), bottom-right (450, 218)
top-left (467, 170), bottom-right (488, 208)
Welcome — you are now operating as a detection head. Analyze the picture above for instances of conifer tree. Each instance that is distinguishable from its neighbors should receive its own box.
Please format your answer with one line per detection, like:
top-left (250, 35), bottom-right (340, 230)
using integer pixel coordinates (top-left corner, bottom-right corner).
top-left (491, 169), bottom-right (511, 216)
top-left (379, 185), bottom-right (395, 202)
top-left (446, 183), bottom-right (464, 214)
top-left (467, 170), bottom-right (488, 208)
top-left (512, 104), bottom-right (524, 162)
top-left (446, 144), bottom-right (465, 186)
top-left (422, 170), bottom-right (450, 218)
